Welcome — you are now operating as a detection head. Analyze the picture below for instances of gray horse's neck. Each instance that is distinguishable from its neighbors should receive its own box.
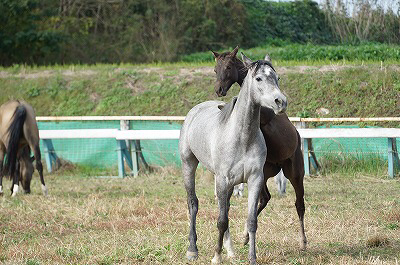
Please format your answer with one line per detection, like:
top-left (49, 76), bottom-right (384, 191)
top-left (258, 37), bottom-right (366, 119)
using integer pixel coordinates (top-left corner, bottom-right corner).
top-left (233, 78), bottom-right (261, 144)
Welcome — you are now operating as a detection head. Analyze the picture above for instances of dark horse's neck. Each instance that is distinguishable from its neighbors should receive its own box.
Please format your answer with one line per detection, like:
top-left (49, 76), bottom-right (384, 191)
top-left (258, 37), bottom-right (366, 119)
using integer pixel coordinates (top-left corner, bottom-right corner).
top-left (235, 57), bottom-right (248, 87)
top-left (235, 57), bottom-right (276, 123)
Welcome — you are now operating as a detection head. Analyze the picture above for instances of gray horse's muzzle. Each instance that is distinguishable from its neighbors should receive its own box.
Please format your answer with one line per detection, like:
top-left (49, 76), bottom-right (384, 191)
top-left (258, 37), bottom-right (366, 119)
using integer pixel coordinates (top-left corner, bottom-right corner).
top-left (274, 96), bottom-right (287, 114)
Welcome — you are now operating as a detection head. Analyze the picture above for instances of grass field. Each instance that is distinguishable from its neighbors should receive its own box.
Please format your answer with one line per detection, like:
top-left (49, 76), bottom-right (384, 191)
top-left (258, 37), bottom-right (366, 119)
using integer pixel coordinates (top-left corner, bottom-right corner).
top-left (0, 59), bottom-right (399, 124)
top-left (0, 168), bottom-right (399, 265)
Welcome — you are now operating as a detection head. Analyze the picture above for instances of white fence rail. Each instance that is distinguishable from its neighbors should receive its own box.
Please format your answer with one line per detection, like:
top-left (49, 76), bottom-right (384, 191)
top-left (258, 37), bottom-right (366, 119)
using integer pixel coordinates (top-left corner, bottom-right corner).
top-left (39, 126), bottom-right (400, 178)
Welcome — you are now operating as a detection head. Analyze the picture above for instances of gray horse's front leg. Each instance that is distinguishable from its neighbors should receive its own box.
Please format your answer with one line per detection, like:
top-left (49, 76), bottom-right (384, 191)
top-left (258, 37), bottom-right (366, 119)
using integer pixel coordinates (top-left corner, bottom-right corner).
top-left (212, 177), bottom-right (230, 264)
top-left (246, 174), bottom-right (264, 265)
top-left (243, 183), bottom-right (271, 246)
top-left (222, 186), bottom-right (235, 259)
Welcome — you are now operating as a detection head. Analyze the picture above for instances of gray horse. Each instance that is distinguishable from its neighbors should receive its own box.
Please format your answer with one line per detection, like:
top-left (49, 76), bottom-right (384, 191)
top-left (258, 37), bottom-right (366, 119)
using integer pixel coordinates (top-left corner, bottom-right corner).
top-left (179, 53), bottom-right (287, 264)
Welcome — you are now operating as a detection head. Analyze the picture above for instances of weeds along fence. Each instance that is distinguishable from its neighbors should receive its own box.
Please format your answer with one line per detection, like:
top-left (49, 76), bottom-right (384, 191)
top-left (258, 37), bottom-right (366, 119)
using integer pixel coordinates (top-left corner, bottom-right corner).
top-left (36, 116), bottom-right (400, 176)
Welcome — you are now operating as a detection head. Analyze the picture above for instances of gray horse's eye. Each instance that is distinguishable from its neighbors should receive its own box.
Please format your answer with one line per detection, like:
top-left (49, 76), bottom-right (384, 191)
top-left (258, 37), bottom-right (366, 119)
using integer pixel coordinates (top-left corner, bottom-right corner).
top-left (256, 77), bottom-right (262, 82)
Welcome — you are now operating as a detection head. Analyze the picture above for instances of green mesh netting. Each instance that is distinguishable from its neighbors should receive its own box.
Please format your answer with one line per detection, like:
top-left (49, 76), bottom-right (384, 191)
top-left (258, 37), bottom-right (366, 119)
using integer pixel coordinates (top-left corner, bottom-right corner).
top-left (312, 125), bottom-right (399, 161)
top-left (38, 121), bottom-right (398, 171)
top-left (38, 120), bottom-right (181, 169)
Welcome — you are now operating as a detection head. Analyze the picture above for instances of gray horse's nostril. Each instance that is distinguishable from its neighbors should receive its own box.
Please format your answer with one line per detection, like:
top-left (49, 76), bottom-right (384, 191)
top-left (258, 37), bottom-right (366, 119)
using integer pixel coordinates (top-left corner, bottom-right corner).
top-left (275, 98), bottom-right (282, 107)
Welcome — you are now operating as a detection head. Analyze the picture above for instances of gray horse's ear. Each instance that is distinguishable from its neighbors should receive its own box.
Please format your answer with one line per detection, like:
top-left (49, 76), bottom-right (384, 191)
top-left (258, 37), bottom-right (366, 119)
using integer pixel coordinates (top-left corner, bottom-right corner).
top-left (264, 54), bottom-right (271, 63)
top-left (211, 50), bottom-right (220, 60)
top-left (241, 52), bottom-right (253, 67)
top-left (230, 46), bottom-right (239, 57)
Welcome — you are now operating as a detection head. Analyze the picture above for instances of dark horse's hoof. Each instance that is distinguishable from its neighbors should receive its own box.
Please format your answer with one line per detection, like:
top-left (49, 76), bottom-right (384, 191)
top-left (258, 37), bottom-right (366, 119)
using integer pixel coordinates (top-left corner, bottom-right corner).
top-left (186, 251), bottom-right (198, 261)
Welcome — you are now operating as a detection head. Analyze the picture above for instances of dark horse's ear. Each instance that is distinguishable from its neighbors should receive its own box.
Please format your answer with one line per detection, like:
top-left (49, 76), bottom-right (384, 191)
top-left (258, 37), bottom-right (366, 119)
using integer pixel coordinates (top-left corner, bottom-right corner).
top-left (30, 156), bottom-right (35, 162)
top-left (264, 54), bottom-right (271, 63)
top-left (230, 46), bottom-right (239, 58)
top-left (241, 52), bottom-right (253, 67)
top-left (211, 50), bottom-right (220, 61)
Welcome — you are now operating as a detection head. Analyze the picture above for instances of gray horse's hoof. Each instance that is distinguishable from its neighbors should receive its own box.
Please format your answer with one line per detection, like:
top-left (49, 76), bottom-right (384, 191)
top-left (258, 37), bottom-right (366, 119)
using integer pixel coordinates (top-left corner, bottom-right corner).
top-left (186, 251), bottom-right (198, 261)
top-left (250, 259), bottom-right (258, 265)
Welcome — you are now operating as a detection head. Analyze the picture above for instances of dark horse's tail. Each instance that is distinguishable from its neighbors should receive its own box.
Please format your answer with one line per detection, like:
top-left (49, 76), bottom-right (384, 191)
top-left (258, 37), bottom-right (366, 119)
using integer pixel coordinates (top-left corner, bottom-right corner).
top-left (4, 104), bottom-right (27, 179)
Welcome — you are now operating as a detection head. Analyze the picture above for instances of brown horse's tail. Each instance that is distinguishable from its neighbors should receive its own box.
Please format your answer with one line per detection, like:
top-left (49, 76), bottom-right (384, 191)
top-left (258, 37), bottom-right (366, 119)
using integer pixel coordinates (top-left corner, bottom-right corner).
top-left (4, 105), bottom-right (27, 179)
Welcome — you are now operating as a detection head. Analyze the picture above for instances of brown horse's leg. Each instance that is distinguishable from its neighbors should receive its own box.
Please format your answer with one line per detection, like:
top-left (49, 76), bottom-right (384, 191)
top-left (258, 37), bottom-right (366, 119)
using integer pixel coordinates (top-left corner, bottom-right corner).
top-left (0, 150), bottom-right (4, 196)
top-left (32, 145), bottom-right (47, 196)
top-left (11, 159), bottom-right (20, 197)
top-left (282, 143), bottom-right (307, 250)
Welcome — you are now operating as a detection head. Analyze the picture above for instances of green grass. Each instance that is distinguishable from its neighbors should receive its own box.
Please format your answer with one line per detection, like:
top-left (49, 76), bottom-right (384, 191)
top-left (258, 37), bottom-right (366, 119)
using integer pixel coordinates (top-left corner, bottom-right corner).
top-left (0, 61), bottom-right (398, 124)
top-left (0, 168), bottom-right (399, 264)
top-left (181, 43), bottom-right (400, 63)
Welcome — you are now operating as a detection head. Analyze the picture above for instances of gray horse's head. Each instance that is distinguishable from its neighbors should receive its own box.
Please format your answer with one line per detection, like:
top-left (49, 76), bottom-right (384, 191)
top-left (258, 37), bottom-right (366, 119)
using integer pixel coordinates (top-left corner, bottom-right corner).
top-left (241, 52), bottom-right (287, 115)
top-left (211, 46), bottom-right (240, 97)
top-left (18, 146), bottom-right (35, 194)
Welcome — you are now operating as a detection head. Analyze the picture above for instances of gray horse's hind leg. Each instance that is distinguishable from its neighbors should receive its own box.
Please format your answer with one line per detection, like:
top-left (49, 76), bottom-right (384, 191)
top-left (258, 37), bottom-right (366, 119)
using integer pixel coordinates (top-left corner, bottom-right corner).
top-left (182, 152), bottom-right (199, 261)
top-left (282, 142), bottom-right (307, 250)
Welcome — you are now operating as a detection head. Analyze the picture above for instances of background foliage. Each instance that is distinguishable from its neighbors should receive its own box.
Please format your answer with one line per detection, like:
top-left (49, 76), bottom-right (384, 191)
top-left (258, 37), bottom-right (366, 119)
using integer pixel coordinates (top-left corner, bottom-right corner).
top-left (1, 0), bottom-right (399, 65)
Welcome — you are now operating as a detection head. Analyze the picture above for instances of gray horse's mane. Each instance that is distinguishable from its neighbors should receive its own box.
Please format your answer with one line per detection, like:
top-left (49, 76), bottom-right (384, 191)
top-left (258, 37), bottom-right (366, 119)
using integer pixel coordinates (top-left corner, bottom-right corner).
top-left (247, 60), bottom-right (276, 76)
top-left (218, 96), bottom-right (238, 123)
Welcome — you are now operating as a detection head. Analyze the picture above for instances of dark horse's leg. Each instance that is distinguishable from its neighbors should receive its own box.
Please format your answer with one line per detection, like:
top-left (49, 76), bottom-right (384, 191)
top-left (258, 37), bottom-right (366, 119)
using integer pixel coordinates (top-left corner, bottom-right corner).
top-left (32, 145), bottom-right (47, 196)
top-left (181, 151), bottom-right (199, 261)
top-left (282, 133), bottom-right (307, 250)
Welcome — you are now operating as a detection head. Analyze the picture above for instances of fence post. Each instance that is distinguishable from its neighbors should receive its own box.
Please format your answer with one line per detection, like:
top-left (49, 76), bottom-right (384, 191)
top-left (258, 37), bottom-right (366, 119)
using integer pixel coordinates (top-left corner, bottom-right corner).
top-left (119, 120), bottom-right (135, 177)
top-left (130, 140), bottom-right (140, 177)
top-left (388, 137), bottom-right (398, 178)
top-left (42, 139), bottom-right (58, 173)
top-left (117, 140), bottom-right (125, 178)
top-left (303, 138), bottom-right (310, 176)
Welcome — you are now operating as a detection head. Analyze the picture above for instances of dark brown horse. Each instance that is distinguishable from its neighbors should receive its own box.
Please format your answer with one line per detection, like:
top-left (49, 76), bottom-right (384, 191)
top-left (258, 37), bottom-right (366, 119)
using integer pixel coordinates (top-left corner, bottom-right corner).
top-left (0, 100), bottom-right (47, 196)
top-left (212, 47), bottom-right (307, 251)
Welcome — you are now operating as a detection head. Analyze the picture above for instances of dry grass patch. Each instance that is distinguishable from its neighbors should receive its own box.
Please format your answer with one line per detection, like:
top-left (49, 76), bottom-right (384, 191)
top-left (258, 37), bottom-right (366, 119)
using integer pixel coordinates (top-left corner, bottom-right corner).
top-left (0, 169), bottom-right (399, 264)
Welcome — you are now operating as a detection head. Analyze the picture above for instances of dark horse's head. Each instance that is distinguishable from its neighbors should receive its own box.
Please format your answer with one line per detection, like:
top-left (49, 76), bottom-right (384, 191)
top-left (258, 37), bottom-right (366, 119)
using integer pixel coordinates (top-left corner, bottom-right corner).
top-left (211, 46), bottom-right (244, 97)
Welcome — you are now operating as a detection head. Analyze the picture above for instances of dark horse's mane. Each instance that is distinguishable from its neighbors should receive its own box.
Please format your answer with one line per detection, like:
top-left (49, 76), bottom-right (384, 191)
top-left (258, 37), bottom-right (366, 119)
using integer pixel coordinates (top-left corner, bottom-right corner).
top-left (218, 96), bottom-right (238, 124)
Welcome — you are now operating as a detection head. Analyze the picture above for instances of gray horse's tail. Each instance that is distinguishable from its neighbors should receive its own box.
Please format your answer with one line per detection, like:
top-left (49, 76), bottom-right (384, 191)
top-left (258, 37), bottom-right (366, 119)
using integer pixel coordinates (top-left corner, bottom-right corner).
top-left (4, 105), bottom-right (27, 179)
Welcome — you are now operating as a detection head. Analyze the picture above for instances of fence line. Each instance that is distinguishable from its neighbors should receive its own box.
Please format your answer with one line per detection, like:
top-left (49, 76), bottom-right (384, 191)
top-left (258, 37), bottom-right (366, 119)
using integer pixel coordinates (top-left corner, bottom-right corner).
top-left (36, 116), bottom-right (400, 122)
